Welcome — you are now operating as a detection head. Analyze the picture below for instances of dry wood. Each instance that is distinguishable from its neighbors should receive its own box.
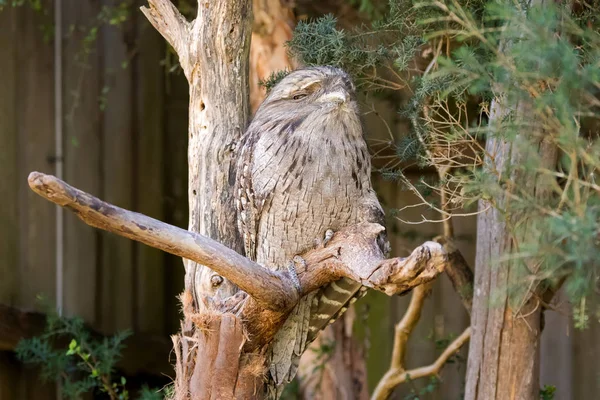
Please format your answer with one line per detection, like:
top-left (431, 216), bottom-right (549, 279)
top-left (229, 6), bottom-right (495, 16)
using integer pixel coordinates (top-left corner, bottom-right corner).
top-left (369, 219), bottom-right (474, 399)
top-left (28, 171), bottom-right (298, 313)
top-left (435, 236), bottom-right (474, 314)
top-left (28, 171), bottom-right (447, 315)
top-left (141, 1), bottom-right (254, 396)
top-left (372, 327), bottom-right (471, 400)
top-left (464, 6), bottom-right (558, 393)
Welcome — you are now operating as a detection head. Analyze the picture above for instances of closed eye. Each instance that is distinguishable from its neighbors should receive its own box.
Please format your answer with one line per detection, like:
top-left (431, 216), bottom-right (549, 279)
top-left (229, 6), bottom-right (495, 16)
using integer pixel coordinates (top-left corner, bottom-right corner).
top-left (292, 93), bottom-right (307, 100)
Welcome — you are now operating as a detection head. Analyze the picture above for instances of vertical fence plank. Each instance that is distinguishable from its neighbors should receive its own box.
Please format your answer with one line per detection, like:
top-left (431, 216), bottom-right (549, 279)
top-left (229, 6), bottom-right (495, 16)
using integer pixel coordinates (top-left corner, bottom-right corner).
top-left (540, 290), bottom-right (572, 400)
top-left (572, 297), bottom-right (600, 399)
top-left (97, 2), bottom-right (134, 334)
top-left (0, 4), bottom-right (19, 307)
top-left (14, 4), bottom-right (57, 399)
top-left (0, 352), bottom-right (20, 399)
top-left (0, 6), bottom-right (20, 396)
top-left (62, 0), bottom-right (101, 325)
top-left (163, 71), bottom-right (189, 334)
top-left (134, 14), bottom-right (166, 335)
top-left (16, 0), bottom-right (56, 311)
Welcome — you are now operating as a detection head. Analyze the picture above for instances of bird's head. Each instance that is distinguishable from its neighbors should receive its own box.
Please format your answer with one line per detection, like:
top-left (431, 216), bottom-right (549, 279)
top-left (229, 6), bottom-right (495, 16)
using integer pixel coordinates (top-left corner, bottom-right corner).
top-left (256, 66), bottom-right (360, 120)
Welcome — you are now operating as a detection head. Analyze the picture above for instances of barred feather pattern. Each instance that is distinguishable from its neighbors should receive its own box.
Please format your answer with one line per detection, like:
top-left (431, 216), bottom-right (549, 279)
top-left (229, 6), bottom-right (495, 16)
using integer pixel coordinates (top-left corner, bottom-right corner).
top-left (234, 66), bottom-right (388, 398)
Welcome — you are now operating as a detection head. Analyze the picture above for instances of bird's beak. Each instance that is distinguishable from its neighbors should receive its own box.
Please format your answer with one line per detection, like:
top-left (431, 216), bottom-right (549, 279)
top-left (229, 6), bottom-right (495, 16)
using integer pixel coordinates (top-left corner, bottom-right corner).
top-left (318, 89), bottom-right (350, 104)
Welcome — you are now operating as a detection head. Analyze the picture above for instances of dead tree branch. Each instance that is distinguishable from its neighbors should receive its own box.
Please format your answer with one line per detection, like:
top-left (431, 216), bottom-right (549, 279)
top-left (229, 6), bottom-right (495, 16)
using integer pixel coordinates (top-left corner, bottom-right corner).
top-left (435, 236), bottom-right (474, 314)
top-left (371, 283), bottom-right (470, 399)
top-left (140, 0), bottom-right (190, 74)
top-left (28, 171), bottom-right (298, 312)
top-left (28, 171), bottom-right (447, 325)
top-left (372, 327), bottom-right (471, 400)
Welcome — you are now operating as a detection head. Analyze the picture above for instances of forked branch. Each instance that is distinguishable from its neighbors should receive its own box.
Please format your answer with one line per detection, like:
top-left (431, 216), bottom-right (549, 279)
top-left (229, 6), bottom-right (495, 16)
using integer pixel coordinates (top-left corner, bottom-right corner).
top-left (372, 327), bottom-right (471, 400)
top-left (28, 172), bottom-right (447, 313)
top-left (371, 284), bottom-right (471, 400)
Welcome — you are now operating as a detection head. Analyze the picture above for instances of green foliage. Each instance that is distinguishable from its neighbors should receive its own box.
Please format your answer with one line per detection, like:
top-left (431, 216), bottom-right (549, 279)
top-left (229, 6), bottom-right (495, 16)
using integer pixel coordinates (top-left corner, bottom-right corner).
top-left (423, 1), bottom-right (600, 312)
top-left (259, 69), bottom-right (291, 93)
top-left (16, 304), bottom-right (165, 400)
top-left (402, 376), bottom-right (440, 400)
top-left (289, 0), bottom-right (600, 325)
top-left (540, 384), bottom-right (556, 400)
top-left (288, 1), bottom-right (433, 86)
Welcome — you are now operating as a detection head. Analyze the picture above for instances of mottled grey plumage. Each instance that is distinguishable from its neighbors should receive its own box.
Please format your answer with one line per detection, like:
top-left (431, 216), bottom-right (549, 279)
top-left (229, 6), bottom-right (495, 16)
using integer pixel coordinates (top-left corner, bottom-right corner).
top-left (235, 66), bottom-right (388, 397)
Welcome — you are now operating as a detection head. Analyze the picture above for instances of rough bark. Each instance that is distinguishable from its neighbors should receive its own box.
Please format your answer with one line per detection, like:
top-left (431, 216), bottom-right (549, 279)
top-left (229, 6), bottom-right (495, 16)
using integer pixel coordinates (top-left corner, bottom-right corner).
top-left (142, 0), bottom-right (251, 301)
top-left (466, 128), bottom-right (557, 399)
top-left (141, 1), bottom-right (258, 397)
top-left (464, 4), bottom-right (558, 393)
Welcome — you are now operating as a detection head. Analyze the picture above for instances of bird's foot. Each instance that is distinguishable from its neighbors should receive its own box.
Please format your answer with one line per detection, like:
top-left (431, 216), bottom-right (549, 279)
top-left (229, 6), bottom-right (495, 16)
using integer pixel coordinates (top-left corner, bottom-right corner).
top-left (314, 229), bottom-right (335, 248)
top-left (286, 255), bottom-right (305, 294)
top-left (323, 229), bottom-right (334, 246)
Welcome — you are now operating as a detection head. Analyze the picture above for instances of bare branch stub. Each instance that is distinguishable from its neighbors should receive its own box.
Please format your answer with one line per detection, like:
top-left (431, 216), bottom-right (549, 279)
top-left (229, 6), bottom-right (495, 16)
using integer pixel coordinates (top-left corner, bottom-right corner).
top-left (140, 0), bottom-right (190, 72)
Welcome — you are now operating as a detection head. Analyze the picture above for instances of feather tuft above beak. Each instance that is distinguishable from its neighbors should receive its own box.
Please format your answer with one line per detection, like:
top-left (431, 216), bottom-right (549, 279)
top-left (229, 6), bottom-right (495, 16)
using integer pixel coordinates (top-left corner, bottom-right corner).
top-left (318, 90), bottom-right (349, 104)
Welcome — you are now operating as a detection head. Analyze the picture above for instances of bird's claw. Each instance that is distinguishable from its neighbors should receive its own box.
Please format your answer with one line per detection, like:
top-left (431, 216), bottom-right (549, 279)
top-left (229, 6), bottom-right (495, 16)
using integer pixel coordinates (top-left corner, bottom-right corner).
top-left (323, 229), bottom-right (334, 246)
top-left (314, 229), bottom-right (335, 248)
top-left (287, 256), bottom-right (305, 294)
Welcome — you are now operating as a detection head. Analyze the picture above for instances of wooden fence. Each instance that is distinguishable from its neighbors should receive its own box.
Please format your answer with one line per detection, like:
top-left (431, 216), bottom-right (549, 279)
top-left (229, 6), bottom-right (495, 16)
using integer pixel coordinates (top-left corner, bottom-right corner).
top-left (0, 2), bottom-right (598, 399)
top-left (0, 2), bottom-right (187, 397)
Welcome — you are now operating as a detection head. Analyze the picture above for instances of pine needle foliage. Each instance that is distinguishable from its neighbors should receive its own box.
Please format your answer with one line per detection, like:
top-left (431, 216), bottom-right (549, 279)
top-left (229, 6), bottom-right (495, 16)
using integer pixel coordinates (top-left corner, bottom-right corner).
top-left (15, 302), bottom-right (164, 399)
top-left (288, 0), bottom-right (600, 326)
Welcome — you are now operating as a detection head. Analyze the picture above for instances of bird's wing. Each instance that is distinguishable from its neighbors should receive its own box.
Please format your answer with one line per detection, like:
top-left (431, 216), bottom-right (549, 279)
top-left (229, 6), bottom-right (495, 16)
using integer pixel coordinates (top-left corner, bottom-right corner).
top-left (306, 188), bottom-right (389, 343)
top-left (235, 128), bottom-right (264, 262)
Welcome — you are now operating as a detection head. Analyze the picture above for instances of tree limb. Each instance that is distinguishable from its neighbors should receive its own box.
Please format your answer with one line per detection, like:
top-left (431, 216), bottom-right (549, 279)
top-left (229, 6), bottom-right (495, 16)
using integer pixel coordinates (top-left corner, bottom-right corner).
top-left (28, 171), bottom-right (298, 312)
top-left (371, 327), bottom-right (471, 400)
top-left (140, 0), bottom-right (189, 68)
top-left (435, 236), bottom-right (474, 314)
top-left (390, 284), bottom-right (432, 372)
top-left (28, 172), bottom-right (447, 314)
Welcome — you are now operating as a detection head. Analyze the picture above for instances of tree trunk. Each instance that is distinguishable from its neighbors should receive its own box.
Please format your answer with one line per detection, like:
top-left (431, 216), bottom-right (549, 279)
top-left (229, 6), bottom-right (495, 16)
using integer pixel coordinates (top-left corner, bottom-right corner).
top-left (183, 1), bottom-right (250, 302)
top-left (465, 123), bottom-right (556, 399)
top-left (142, 1), bottom-right (261, 398)
top-left (465, 2), bottom-right (558, 395)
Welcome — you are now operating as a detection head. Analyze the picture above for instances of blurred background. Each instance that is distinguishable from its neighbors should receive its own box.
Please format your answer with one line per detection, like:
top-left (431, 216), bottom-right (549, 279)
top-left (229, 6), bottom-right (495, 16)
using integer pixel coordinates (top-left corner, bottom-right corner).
top-left (0, 0), bottom-right (595, 399)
